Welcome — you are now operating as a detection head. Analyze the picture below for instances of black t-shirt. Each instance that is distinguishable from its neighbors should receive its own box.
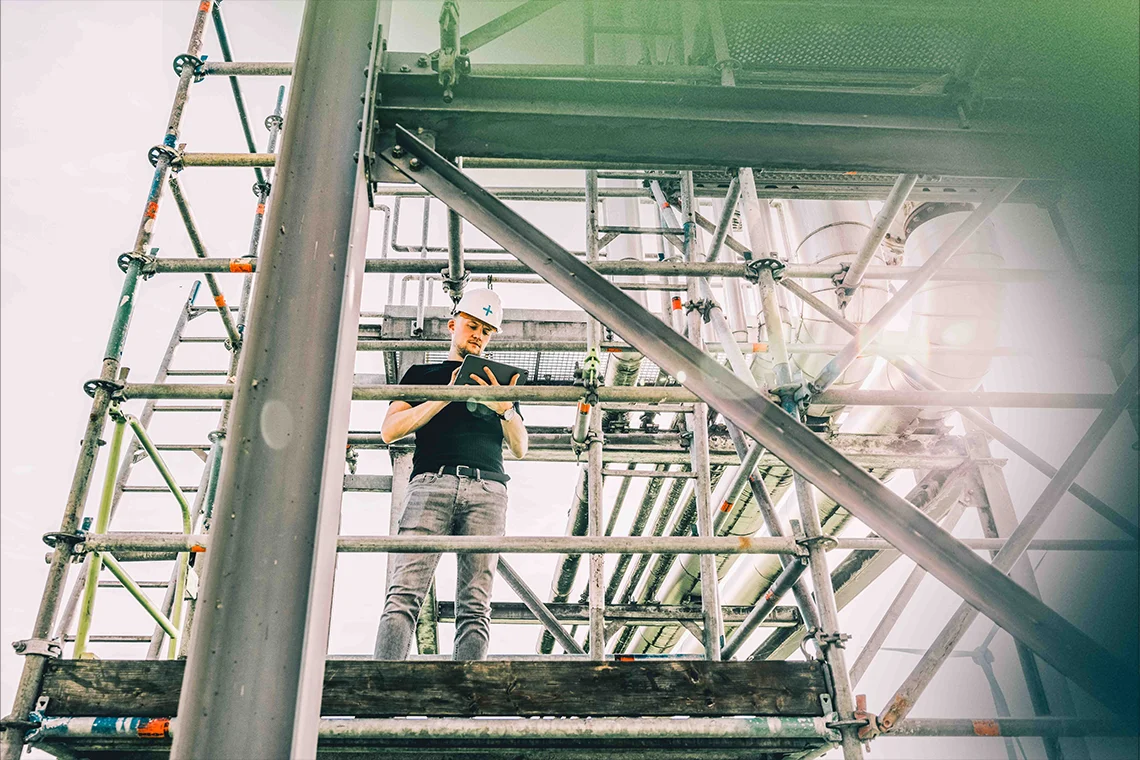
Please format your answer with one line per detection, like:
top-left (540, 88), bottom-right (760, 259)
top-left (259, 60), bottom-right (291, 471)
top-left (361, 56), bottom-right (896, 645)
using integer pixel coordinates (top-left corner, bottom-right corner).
top-left (399, 361), bottom-right (520, 478)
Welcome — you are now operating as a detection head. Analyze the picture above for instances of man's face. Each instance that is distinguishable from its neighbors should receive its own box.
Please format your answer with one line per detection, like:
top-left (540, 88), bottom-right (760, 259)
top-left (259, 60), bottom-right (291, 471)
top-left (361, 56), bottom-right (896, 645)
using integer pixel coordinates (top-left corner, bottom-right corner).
top-left (449, 312), bottom-right (496, 357)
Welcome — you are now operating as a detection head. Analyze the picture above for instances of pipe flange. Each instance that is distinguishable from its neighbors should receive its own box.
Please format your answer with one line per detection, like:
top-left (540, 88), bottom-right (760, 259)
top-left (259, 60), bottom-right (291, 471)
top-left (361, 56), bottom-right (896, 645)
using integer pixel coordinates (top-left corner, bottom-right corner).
top-left (11, 638), bottom-right (62, 659)
top-left (264, 114), bottom-right (284, 132)
top-left (903, 201), bottom-right (976, 239)
top-left (148, 143), bottom-right (184, 171)
top-left (172, 53), bottom-right (208, 83)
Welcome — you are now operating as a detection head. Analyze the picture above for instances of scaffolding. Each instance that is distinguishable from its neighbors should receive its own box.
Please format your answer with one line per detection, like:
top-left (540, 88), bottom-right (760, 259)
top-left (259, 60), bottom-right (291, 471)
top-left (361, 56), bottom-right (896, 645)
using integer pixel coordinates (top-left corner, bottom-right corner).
top-left (2, 1), bottom-right (1138, 759)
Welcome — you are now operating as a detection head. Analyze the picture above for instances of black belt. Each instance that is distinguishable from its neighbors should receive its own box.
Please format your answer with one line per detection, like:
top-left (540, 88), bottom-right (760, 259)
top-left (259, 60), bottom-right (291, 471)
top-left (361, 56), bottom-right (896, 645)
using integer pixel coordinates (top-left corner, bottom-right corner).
top-left (437, 465), bottom-right (510, 483)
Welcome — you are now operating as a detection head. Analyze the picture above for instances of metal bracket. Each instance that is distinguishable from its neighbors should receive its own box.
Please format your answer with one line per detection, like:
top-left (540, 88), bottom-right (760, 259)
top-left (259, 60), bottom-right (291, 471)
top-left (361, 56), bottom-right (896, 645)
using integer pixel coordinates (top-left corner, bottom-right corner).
top-left (118, 247), bottom-right (160, 279)
top-left (345, 445), bottom-right (359, 475)
top-left (172, 53), bottom-right (207, 83)
top-left (12, 638), bottom-right (62, 659)
top-left (433, 0), bottom-right (469, 103)
top-left (252, 180), bottom-right (272, 198)
top-left (82, 378), bottom-right (125, 401)
top-left (744, 257), bottom-right (785, 283)
top-left (148, 143), bottom-right (184, 171)
top-left (683, 298), bottom-right (716, 323)
top-left (796, 534), bottom-right (839, 553)
top-left (438, 267), bottom-right (471, 305)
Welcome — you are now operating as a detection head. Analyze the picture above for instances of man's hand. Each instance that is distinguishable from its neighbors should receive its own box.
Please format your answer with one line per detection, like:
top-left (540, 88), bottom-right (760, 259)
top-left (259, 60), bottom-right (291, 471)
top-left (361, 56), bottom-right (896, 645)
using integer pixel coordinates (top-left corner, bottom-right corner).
top-left (468, 366), bottom-right (519, 416)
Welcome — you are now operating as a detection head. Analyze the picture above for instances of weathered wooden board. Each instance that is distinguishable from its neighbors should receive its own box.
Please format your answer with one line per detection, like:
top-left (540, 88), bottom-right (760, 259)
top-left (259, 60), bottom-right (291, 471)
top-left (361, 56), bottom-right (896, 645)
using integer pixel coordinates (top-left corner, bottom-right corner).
top-left (41, 659), bottom-right (827, 718)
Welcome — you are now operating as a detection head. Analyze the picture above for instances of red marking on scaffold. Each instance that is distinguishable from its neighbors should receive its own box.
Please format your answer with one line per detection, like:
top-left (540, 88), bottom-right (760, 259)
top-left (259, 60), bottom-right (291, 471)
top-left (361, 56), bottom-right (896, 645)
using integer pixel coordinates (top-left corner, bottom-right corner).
top-left (229, 259), bottom-right (254, 273)
top-left (214, 294), bottom-right (227, 309)
top-left (257, 203), bottom-right (266, 215)
top-left (190, 544), bottom-right (207, 553)
top-left (671, 296), bottom-right (682, 310)
top-left (616, 655), bottom-right (636, 662)
top-left (719, 500), bottom-right (733, 512)
top-left (737, 537), bottom-right (753, 550)
top-left (605, 347), bottom-right (622, 353)
top-left (972, 720), bottom-right (1001, 737)
top-left (145, 202), bottom-right (158, 219)
top-left (844, 171), bottom-right (858, 176)
top-left (578, 401), bottom-right (591, 414)
top-left (753, 342), bottom-right (768, 353)
top-left (764, 590), bottom-right (776, 602)
top-left (199, 1), bottom-right (211, 12)
top-left (137, 717), bottom-right (171, 738)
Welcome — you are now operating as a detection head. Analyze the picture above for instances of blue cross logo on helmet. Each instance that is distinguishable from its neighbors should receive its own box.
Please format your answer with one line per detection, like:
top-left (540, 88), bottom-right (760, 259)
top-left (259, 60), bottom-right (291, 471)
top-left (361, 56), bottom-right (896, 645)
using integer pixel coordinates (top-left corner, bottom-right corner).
top-left (483, 305), bottom-right (493, 316)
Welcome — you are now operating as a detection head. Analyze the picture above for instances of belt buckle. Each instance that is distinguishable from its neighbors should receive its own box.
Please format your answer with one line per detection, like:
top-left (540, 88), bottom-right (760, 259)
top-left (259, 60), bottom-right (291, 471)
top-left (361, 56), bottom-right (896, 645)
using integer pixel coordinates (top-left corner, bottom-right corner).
top-left (456, 465), bottom-right (479, 480)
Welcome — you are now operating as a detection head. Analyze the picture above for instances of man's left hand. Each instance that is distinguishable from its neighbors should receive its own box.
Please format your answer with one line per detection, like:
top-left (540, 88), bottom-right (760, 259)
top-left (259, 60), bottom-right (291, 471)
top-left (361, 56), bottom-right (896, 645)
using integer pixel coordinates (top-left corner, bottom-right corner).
top-left (469, 366), bottom-right (520, 416)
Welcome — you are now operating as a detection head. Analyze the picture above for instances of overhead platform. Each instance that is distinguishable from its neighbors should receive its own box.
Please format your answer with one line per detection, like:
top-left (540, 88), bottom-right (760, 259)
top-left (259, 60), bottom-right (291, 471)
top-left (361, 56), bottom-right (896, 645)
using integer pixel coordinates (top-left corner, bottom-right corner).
top-left (28, 659), bottom-right (837, 759)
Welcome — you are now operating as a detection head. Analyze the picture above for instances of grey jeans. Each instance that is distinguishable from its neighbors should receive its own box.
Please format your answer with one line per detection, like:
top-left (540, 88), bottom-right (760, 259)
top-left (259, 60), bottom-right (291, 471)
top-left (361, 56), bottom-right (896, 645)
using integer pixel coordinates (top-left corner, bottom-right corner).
top-left (374, 472), bottom-right (508, 660)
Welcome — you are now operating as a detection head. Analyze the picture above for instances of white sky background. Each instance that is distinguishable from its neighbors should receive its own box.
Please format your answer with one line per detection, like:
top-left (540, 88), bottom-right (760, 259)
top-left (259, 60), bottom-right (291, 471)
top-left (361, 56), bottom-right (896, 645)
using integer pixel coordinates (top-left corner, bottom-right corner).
top-left (2, 2), bottom-right (1138, 759)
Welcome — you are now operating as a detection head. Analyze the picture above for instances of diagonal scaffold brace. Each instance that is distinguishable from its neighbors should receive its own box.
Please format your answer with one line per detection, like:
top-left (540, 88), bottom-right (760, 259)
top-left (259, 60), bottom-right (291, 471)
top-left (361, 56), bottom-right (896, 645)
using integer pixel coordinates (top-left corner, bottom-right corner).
top-left (376, 124), bottom-right (1139, 725)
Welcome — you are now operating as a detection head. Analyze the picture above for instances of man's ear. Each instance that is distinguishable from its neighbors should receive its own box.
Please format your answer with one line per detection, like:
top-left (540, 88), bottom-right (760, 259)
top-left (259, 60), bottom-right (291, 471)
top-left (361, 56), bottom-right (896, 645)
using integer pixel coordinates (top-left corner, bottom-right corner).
top-left (447, 317), bottom-right (456, 333)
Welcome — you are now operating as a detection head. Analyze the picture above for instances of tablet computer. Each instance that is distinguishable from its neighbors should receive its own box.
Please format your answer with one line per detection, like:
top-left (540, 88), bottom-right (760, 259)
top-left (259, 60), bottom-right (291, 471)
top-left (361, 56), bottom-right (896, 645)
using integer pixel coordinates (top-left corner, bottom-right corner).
top-left (456, 354), bottom-right (529, 387)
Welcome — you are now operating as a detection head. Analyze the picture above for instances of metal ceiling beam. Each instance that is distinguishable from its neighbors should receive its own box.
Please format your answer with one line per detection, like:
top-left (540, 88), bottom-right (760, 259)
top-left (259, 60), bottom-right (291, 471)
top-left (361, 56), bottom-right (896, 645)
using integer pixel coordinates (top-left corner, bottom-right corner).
top-left (371, 53), bottom-right (1103, 178)
top-left (377, 125), bottom-right (1139, 723)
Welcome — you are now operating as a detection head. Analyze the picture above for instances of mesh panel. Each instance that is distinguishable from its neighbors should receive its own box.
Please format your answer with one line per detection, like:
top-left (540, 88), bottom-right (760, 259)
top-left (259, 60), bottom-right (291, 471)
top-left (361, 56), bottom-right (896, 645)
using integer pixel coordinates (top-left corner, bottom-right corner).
top-left (722, 3), bottom-right (976, 72)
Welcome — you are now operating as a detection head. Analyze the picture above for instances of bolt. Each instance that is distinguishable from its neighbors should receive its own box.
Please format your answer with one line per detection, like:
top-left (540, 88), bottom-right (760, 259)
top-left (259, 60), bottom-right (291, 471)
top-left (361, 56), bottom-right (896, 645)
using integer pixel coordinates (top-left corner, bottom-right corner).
top-left (353, 151), bottom-right (360, 163)
top-left (408, 157), bottom-right (422, 171)
top-left (416, 56), bottom-right (428, 68)
top-left (356, 119), bottom-right (363, 132)
top-left (399, 64), bottom-right (411, 72)
top-left (391, 145), bottom-right (404, 158)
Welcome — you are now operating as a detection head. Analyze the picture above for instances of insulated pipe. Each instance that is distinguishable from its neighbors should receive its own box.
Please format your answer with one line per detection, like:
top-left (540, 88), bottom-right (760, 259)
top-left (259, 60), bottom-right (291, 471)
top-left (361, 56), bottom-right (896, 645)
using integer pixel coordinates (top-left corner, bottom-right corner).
top-left (782, 198), bottom-right (887, 417)
top-left (812, 179), bottom-right (1021, 394)
top-left (721, 557), bottom-right (808, 660)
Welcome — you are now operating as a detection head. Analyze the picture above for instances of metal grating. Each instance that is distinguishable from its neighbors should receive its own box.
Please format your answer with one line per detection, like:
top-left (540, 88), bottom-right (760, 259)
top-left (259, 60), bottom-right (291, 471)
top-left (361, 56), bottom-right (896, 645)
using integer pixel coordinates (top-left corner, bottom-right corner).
top-left (722, 3), bottom-right (978, 72)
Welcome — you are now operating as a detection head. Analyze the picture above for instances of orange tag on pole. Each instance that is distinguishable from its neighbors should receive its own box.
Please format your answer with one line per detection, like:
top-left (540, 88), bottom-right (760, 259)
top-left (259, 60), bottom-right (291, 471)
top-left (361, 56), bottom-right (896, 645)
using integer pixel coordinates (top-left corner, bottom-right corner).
top-left (137, 718), bottom-right (171, 738)
top-left (229, 260), bottom-right (253, 273)
top-left (145, 202), bottom-right (158, 219)
top-left (214, 294), bottom-right (227, 309)
top-left (671, 296), bottom-right (682, 310)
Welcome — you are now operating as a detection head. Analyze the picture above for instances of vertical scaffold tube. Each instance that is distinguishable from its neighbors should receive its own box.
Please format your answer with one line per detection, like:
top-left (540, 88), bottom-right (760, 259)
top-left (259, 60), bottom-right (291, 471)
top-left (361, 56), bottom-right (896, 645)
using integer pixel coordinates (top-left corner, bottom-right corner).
top-left (71, 413), bottom-right (127, 658)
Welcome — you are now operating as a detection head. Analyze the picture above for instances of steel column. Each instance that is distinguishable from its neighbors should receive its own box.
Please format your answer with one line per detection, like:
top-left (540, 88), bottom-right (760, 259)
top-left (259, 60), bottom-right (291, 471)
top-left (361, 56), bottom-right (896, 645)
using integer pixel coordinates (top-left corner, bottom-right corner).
top-left (171, 2), bottom-right (382, 757)
top-left (379, 127), bottom-right (1139, 722)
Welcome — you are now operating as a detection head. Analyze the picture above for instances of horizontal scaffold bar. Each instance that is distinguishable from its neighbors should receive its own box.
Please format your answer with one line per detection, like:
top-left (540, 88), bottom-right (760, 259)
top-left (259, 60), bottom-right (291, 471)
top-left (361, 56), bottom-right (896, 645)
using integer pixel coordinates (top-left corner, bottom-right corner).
top-left (76, 533), bottom-right (1136, 556)
top-left (146, 255), bottom-right (1123, 283)
top-left (117, 382), bottom-right (1116, 409)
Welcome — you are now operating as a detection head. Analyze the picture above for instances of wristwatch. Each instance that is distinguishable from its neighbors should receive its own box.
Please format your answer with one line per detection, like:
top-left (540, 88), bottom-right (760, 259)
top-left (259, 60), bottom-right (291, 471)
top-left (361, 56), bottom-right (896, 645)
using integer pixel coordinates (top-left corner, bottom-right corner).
top-left (498, 407), bottom-right (516, 422)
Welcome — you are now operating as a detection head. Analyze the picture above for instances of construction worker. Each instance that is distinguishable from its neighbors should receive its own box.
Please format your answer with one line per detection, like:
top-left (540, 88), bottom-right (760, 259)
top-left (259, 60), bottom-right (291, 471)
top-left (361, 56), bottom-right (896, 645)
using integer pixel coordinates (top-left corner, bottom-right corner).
top-left (374, 289), bottom-right (528, 660)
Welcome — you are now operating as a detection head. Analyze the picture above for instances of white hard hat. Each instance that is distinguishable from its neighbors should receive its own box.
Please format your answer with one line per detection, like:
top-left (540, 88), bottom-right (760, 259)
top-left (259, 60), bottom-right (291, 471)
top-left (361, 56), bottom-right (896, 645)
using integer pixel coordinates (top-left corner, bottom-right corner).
top-left (453, 288), bottom-right (503, 330)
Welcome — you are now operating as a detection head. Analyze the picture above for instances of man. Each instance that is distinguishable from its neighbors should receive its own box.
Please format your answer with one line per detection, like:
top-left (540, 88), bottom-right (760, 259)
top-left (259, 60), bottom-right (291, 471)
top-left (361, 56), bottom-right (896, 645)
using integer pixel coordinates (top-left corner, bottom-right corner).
top-left (375, 288), bottom-right (528, 660)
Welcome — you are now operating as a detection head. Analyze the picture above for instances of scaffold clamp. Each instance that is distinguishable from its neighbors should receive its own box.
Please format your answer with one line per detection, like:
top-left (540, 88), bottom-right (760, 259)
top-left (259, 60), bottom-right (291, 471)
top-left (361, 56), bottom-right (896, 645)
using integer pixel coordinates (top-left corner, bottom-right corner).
top-left (82, 378), bottom-right (125, 401)
top-left (148, 143), bottom-right (184, 171)
top-left (11, 638), bottom-right (62, 659)
top-left (172, 53), bottom-right (208, 83)
top-left (744, 257), bottom-right (785, 283)
top-left (117, 248), bottom-right (159, 278)
top-left (683, 298), bottom-right (716, 323)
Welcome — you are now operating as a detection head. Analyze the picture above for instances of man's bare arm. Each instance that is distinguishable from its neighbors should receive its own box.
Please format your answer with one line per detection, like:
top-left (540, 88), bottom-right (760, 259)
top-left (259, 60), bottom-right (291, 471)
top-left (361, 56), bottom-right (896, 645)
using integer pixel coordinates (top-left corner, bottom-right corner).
top-left (502, 413), bottom-right (528, 460)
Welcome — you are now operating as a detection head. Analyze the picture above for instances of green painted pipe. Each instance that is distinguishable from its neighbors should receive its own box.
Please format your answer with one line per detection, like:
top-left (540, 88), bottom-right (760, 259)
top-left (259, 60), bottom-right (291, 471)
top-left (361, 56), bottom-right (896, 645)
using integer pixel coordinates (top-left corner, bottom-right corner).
top-left (100, 553), bottom-right (178, 639)
top-left (71, 414), bottom-right (127, 657)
